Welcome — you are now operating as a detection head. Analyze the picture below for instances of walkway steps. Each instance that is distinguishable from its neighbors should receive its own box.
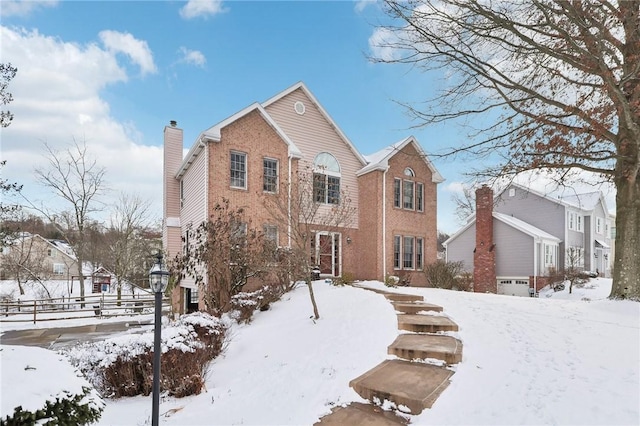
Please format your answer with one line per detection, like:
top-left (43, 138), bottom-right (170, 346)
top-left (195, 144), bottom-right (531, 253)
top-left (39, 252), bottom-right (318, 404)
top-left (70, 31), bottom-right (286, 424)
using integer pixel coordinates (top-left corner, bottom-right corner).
top-left (393, 301), bottom-right (443, 314)
top-left (349, 359), bottom-right (454, 415)
top-left (314, 402), bottom-right (407, 425)
top-left (384, 293), bottom-right (424, 303)
top-left (397, 314), bottom-right (459, 333)
top-left (388, 334), bottom-right (463, 364)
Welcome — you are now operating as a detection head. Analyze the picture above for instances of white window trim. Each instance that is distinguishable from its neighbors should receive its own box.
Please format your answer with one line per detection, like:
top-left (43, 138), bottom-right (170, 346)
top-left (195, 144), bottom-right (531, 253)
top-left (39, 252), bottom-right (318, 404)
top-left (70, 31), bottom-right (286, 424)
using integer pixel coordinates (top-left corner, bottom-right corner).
top-left (263, 157), bottom-right (279, 193)
top-left (230, 151), bottom-right (247, 190)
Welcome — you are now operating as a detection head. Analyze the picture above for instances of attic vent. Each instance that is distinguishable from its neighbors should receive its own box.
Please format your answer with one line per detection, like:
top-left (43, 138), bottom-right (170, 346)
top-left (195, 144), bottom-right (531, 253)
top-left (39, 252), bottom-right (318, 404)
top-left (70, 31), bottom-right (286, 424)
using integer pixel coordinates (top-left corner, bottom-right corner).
top-left (294, 101), bottom-right (305, 115)
top-left (509, 188), bottom-right (515, 197)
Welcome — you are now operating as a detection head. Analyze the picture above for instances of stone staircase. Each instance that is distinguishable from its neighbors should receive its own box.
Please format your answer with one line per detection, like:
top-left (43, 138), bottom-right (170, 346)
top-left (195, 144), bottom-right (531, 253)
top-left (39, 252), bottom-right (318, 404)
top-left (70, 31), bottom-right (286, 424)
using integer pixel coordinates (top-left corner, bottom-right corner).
top-left (316, 287), bottom-right (463, 425)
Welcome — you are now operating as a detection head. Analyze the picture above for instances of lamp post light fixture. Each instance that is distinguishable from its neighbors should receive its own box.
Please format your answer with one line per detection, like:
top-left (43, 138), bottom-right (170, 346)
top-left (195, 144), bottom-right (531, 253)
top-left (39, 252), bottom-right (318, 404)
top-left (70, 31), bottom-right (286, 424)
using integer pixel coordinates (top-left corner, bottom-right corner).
top-left (149, 251), bottom-right (169, 426)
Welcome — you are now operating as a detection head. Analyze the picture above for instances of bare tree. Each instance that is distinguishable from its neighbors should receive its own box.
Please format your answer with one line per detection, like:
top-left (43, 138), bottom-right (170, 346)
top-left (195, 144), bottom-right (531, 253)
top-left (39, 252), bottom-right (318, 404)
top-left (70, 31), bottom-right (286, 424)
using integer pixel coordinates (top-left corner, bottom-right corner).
top-left (451, 185), bottom-right (476, 223)
top-left (176, 199), bottom-right (273, 315)
top-left (104, 193), bottom-right (153, 301)
top-left (374, 1), bottom-right (639, 299)
top-left (264, 167), bottom-right (357, 320)
top-left (0, 62), bottom-right (17, 128)
top-left (1, 235), bottom-right (51, 296)
top-left (32, 141), bottom-right (107, 304)
top-left (0, 64), bottom-right (22, 245)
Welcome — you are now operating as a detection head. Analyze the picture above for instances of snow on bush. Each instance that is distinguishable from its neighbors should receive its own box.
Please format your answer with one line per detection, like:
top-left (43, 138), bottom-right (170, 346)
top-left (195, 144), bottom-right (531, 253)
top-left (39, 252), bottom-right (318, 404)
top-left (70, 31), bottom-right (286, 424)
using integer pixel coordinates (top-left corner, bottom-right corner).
top-left (63, 312), bottom-right (229, 398)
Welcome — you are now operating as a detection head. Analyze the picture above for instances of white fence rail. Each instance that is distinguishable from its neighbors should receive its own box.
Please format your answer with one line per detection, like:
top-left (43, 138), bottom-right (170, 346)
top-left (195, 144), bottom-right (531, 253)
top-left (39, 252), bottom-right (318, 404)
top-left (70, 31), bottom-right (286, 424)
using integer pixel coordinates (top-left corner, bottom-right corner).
top-left (0, 293), bottom-right (171, 324)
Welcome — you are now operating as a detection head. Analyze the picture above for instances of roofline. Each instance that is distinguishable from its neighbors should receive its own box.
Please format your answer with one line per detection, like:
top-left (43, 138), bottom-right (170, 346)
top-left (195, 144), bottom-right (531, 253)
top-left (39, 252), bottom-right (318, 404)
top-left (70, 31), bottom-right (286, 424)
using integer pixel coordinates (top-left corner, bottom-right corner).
top-left (356, 136), bottom-right (445, 183)
top-left (262, 82), bottom-right (368, 167)
top-left (176, 102), bottom-right (303, 178)
top-left (443, 212), bottom-right (561, 246)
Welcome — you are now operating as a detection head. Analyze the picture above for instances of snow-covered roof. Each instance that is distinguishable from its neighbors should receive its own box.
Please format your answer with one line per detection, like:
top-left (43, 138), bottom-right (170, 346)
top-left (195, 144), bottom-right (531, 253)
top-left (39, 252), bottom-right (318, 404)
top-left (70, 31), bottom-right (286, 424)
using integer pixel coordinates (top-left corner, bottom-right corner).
top-left (560, 191), bottom-right (604, 211)
top-left (357, 136), bottom-right (444, 183)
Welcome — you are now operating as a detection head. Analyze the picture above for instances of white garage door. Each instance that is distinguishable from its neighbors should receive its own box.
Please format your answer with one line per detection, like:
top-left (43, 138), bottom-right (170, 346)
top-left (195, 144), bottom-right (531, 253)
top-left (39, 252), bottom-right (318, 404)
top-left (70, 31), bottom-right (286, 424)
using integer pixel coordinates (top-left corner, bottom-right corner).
top-left (497, 278), bottom-right (530, 297)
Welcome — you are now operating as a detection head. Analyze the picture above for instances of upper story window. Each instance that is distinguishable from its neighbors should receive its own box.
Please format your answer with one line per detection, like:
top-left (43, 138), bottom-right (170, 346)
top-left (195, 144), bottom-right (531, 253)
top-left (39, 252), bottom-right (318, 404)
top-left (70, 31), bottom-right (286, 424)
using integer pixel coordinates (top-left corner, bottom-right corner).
top-left (394, 168), bottom-right (424, 212)
top-left (567, 211), bottom-right (582, 232)
top-left (263, 158), bottom-right (278, 193)
top-left (230, 151), bottom-right (247, 189)
top-left (596, 217), bottom-right (603, 234)
top-left (313, 152), bottom-right (340, 205)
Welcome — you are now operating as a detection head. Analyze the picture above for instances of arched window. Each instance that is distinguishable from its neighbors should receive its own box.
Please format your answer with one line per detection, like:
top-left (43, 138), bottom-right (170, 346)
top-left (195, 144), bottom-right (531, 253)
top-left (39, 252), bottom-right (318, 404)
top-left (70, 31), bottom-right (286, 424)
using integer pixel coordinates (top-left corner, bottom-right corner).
top-left (404, 167), bottom-right (415, 177)
top-left (313, 152), bottom-right (341, 204)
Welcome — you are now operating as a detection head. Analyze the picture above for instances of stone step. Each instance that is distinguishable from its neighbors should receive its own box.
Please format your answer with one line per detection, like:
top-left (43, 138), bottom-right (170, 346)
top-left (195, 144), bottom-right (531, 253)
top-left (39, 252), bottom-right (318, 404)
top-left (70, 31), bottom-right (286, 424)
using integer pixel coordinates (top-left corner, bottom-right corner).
top-left (349, 359), bottom-right (454, 415)
top-left (314, 402), bottom-right (407, 425)
top-left (397, 314), bottom-right (459, 333)
top-left (384, 293), bottom-right (424, 303)
top-left (393, 301), bottom-right (443, 314)
top-left (388, 334), bottom-right (463, 364)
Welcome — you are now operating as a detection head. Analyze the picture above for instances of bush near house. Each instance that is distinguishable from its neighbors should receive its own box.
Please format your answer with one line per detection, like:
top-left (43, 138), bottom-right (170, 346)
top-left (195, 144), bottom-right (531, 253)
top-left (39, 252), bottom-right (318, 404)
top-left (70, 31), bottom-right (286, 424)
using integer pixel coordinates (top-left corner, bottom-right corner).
top-left (230, 285), bottom-right (284, 324)
top-left (64, 312), bottom-right (227, 398)
top-left (425, 260), bottom-right (465, 290)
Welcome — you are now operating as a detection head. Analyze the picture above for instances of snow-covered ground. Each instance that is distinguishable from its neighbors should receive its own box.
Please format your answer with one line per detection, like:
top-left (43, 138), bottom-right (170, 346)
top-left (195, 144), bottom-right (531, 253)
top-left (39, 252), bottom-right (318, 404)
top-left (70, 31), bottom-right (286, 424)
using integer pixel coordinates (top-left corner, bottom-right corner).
top-left (1, 278), bottom-right (638, 425)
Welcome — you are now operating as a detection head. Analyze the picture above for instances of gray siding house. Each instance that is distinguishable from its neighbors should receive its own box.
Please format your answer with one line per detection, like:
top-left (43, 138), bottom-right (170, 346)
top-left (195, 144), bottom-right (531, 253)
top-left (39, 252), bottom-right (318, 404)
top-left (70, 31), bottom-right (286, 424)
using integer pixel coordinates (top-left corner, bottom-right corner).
top-left (444, 183), bottom-right (614, 297)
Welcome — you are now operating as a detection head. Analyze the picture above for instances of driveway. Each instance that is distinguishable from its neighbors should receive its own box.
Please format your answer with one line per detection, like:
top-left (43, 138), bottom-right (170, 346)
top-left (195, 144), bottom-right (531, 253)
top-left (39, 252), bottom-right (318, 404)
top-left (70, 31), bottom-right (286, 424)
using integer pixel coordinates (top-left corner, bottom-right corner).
top-left (0, 321), bottom-right (153, 350)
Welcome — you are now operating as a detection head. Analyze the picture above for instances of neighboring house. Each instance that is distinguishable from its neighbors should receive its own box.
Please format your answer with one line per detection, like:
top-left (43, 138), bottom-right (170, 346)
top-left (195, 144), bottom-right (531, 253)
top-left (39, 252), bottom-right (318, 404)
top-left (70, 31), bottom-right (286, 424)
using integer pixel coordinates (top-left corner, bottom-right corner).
top-left (163, 82), bottom-right (444, 314)
top-left (444, 183), bottom-right (614, 297)
top-left (0, 233), bottom-right (79, 281)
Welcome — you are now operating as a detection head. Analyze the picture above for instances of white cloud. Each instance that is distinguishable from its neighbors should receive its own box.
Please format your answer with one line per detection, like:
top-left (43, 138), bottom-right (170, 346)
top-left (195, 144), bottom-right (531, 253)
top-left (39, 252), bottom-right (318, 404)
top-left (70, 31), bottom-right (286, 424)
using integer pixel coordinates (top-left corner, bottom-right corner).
top-left (354, 0), bottom-right (377, 13)
top-left (0, 25), bottom-right (163, 222)
top-left (98, 30), bottom-right (157, 76)
top-left (368, 27), bottom-right (401, 61)
top-left (179, 0), bottom-right (226, 20)
top-left (178, 47), bottom-right (206, 68)
top-left (0, 0), bottom-right (58, 17)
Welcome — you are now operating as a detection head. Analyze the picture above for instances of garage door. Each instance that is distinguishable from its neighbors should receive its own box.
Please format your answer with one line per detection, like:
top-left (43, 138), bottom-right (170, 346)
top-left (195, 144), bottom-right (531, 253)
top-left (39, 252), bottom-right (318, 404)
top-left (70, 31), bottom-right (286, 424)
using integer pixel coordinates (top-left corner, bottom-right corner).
top-left (497, 278), bottom-right (530, 297)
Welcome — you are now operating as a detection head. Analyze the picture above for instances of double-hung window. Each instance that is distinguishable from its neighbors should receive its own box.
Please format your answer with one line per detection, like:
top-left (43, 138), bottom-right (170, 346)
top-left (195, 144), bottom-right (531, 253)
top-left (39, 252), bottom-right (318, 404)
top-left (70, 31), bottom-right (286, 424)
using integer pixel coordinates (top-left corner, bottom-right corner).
top-left (393, 179), bottom-right (401, 208)
top-left (230, 151), bottom-right (247, 189)
top-left (53, 263), bottom-right (65, 275)
top-left (416, 237), bottom-right (424, 269)
top-left (416, 183), bottom-right (424, 212)
top-left (403, 236), bottom-right (415, 269)
top-left (403, 181), bottom-right (414, 210)
top-left (263, 158), bottom-right (278, 193)
top-left (393, 236), bottom-right (401, 269)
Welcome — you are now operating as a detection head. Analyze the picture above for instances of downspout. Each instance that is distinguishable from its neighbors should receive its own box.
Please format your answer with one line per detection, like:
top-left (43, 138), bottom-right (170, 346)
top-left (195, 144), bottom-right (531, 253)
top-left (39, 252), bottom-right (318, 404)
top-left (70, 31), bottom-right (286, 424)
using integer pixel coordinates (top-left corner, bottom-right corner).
top-left (382, 168), bottom-right (387, 280)
top-left (288, 155), bottom-right (292, 247)
top-left (533, 239), bottom-right (538, 294)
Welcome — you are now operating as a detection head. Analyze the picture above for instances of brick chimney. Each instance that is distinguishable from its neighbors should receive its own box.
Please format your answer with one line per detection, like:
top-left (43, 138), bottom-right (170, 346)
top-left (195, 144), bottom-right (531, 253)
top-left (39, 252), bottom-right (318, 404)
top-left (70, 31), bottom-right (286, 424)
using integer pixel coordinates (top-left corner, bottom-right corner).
top-left (474, 185), bottom-right (497, 293)
top-left (163, 121), bottom-right (183, 260)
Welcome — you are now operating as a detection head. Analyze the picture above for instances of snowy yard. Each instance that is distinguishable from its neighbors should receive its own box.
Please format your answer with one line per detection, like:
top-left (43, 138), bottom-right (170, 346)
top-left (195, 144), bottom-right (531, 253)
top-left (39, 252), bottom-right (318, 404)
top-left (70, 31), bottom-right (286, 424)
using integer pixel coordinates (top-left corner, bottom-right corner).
top-left (1, 278), bottom-right (638, 425)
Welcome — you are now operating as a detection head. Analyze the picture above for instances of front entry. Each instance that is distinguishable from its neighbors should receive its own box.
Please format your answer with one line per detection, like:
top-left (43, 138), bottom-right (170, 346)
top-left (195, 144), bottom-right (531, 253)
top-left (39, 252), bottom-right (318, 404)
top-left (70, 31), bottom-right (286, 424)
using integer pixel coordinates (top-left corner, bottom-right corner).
top-left (184, 287), bottom-right (199, 313)
top-left (315, 232), bottom-right (341, 277)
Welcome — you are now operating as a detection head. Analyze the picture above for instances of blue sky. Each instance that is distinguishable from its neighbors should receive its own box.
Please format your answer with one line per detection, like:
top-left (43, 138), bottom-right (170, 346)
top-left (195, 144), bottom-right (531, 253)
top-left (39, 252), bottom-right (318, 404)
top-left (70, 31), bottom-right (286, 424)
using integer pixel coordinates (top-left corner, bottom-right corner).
top-left (1, 0), bottom-right (611, 235)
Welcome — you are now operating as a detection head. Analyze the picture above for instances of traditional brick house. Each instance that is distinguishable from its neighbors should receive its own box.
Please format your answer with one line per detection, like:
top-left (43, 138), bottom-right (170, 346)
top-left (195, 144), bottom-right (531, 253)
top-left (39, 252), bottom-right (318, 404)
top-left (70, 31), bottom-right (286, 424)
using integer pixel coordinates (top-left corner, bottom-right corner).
top-left (163, 82), bottom-right (444, 313)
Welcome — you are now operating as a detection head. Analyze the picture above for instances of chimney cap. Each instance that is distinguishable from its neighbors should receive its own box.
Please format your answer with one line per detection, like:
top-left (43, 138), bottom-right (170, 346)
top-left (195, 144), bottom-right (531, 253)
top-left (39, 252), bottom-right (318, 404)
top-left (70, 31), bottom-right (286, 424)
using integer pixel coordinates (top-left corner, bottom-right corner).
top-left (170, 120), bottom-right (177, 127)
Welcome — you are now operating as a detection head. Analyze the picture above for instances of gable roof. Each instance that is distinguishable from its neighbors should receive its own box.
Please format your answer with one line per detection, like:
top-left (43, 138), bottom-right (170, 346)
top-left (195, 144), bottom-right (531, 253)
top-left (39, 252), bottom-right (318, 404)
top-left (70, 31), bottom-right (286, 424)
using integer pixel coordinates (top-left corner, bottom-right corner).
top-left (497, 182), bottom-right (608, 215)
top-left (262, 82), bottom-right (368, 167)
top-left (176, 102), bottom-right (303, 178)
top-left (357, 136), bottom-right (445, 183)
top-left (443, 211), bottom-right (560, 247)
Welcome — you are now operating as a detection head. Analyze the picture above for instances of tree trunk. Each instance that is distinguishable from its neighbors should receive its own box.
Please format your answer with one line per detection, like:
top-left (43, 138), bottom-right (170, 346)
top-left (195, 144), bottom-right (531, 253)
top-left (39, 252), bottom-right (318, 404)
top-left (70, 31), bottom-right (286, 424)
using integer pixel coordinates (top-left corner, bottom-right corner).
top-left (610, 174), bottom-right (640, 299)
top-left (307, 278), bottom-right (320, 320)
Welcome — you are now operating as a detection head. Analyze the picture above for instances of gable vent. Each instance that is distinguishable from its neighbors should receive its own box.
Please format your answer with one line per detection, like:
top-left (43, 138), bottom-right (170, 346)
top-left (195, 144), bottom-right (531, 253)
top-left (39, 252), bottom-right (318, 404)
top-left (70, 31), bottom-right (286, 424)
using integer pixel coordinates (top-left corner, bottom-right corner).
top-left (294, 101), bottom-right (305, 115)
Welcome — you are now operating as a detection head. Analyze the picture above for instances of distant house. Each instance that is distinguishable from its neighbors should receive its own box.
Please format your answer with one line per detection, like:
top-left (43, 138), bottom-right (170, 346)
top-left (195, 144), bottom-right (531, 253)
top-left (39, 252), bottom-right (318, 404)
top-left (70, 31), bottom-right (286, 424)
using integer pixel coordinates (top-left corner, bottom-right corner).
top-left (163, 82), bottom-right (444, 314)
top-left (444, 183), bottom-right (614, 296)
top-left (0, 233), bottom-right (79, 281)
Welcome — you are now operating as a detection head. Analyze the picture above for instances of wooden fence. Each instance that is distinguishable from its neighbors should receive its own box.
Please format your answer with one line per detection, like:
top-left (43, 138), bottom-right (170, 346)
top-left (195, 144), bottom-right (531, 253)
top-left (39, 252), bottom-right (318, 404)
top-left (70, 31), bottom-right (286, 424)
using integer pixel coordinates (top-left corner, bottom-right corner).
top-left (0, 292), bottom-right (171, 324)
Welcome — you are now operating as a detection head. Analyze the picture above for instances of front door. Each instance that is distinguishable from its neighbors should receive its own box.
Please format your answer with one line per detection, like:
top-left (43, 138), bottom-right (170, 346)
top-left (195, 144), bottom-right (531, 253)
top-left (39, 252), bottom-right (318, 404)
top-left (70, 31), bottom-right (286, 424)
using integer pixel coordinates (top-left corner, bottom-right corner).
top-left (315, 232), bottom-right (341, 276)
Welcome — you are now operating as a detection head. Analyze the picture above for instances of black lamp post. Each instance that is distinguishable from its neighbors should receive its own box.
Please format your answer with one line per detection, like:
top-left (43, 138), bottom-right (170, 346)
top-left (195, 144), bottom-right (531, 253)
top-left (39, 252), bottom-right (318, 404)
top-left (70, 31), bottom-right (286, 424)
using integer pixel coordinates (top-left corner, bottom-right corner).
top-left (149, 252), bottom-right (169, 426)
